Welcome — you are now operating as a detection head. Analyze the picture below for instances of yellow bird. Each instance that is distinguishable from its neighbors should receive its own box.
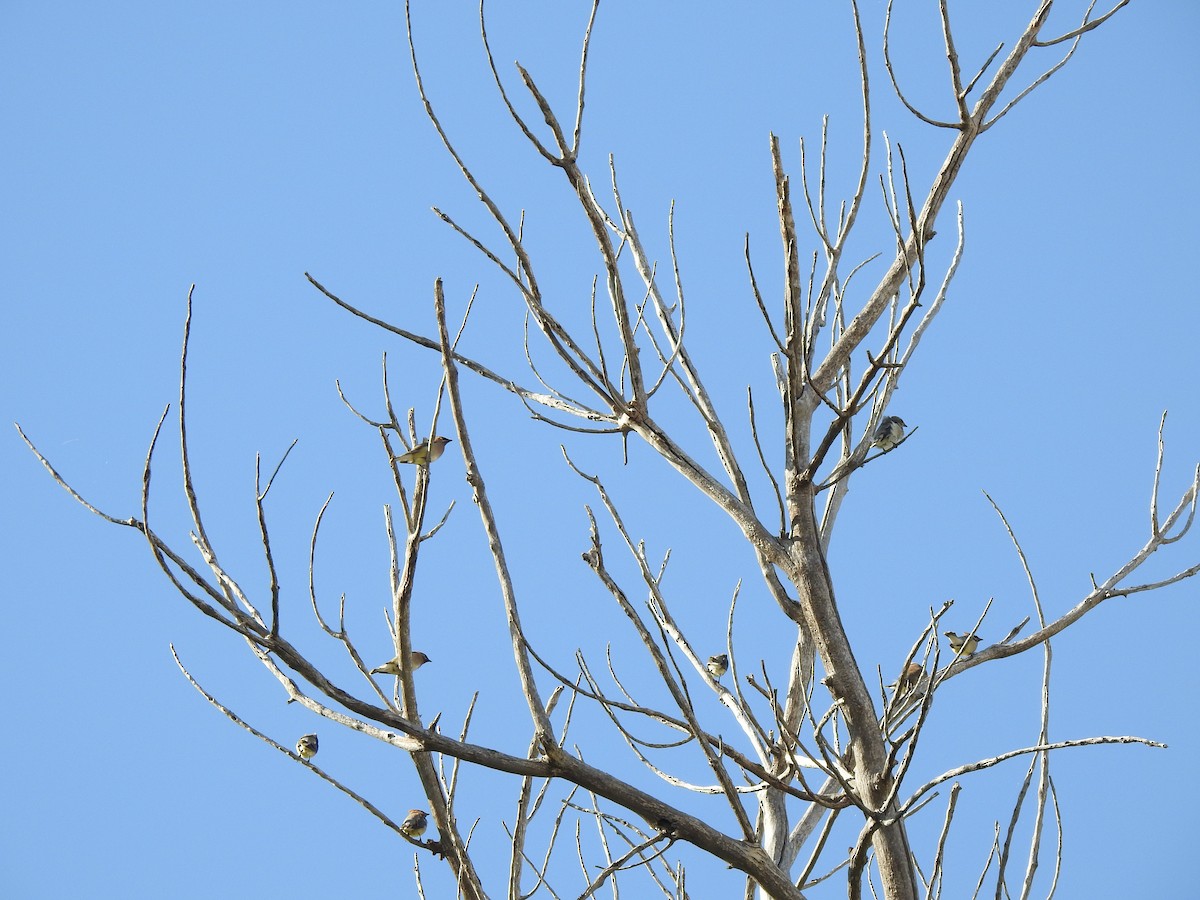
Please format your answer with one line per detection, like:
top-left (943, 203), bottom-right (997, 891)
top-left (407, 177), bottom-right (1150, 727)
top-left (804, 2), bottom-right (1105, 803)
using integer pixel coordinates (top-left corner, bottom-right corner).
top-left (371, 650), bottom-right (431, 676)
top-left (295, 733), bottom-right (319, 760)
top-left (706, 654), bottom-right (729, 679)
top-left (944, 631), bottom-right (981, 656)
top-left (872, 416), bottom-right (907, 451)
top-left (400, 809), bottom-right (429, 839)
top-left (395, 436), bottom-right (452, 466)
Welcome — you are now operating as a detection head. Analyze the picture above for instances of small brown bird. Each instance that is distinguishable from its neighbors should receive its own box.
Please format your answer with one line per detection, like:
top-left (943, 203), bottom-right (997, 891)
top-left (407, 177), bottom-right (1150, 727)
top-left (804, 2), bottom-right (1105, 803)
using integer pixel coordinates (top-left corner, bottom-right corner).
top-left (395, 436), bottom-right (452, 466)
top-left (371, 650), bottom-right (431, 676)
top-left (400, 809), bottom-right (429, 839)
top-left (706, 654), bottom-right (729, 679)
top-left (872, 416), bottom-right (907, 451)
top-left (888, 662), bottom-right (923, 693)
top-left (296, 733), bottom-right (319, 760)
top-left (944, 631), bottom-right (981, 656)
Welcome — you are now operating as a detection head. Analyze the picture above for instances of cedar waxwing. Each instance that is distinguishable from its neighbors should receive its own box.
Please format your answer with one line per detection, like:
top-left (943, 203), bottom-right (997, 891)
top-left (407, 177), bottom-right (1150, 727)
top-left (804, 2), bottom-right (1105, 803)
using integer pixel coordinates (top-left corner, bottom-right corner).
top-left (400, 809), bottom-right (429, 839)
top-left (888, 662), bottom-right (923, 693)
top-left (944, 631), bottom-right (981, 656)
top-left (296, 733), bottom-right (319, 760)
top-left (371, 650), bottom-right (431, 676)
top-left (395, 436), bottom-right (452, 466)
top-left (872, 416), bottom-right (907, 451)
top-left (706, 654), bottom-right (729, 679)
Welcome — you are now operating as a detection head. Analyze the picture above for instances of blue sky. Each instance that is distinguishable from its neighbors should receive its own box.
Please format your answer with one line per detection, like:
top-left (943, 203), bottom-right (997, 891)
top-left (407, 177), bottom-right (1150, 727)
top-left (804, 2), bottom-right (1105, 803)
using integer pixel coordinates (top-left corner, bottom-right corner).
top-left (4, 2), bottom-right (1198, 897)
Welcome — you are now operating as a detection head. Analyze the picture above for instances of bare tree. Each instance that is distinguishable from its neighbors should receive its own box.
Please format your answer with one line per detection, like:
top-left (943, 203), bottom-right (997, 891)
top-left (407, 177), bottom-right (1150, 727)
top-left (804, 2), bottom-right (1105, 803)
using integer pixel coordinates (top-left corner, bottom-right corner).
top-left (18, 2), bottom-right (1197, 898)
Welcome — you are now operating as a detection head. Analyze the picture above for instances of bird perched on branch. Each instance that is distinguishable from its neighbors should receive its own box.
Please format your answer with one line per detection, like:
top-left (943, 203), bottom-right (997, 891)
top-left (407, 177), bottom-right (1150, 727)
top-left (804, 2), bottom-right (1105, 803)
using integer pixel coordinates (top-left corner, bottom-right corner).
top-left (395, 436), bottom-right (452, 466)
top-left (371, 650), bottom-right (431, 676)
top-left (872, 416), bottom-right (907, 451)
top-left (706, 654), bottom-right (729, 679)
top-left (400, 809), bottom-right (429, 839)
top-left (295, 733), bottom-right (319, 760)
top-left (944, 631), bottom-right (981, 656)
top-left (888, 662), bottom-right (924, 694)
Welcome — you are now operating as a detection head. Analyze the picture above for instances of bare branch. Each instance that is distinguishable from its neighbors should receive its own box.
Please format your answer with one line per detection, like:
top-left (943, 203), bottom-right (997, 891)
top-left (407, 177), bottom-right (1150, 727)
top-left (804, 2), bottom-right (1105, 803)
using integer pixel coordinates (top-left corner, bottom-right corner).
top-left (883, 0), bottom-right (960, 129)
top-left (170, 645), bottom-right (409, 837)
top-left (1035, 0), bottom-right (1129, 47)
top-left (937, 1), bottom-right (970, 122)
top-left (903, 735), bottom-right (1166, 813)
top-left (435, 279), bottom-right (556, 744)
